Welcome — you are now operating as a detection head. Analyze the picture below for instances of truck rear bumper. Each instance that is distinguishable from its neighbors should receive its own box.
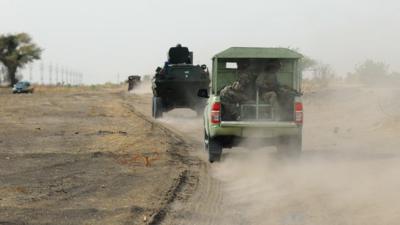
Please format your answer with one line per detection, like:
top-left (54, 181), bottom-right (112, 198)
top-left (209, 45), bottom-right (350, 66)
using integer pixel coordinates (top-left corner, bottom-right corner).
top-left (220, 121), bottom-right (298, 128)
top-left (210, 121), bottom-right (301, 138)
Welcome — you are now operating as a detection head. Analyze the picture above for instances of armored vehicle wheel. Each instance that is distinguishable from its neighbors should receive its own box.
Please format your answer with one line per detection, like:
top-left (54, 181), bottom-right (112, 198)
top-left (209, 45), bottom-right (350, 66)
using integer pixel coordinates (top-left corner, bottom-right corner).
top-left (152, 97), bottom-right (163, 118)
top-left (276, 135), bottom-right (302, 158)
top-left (205, 132), bottom-right (222, 163)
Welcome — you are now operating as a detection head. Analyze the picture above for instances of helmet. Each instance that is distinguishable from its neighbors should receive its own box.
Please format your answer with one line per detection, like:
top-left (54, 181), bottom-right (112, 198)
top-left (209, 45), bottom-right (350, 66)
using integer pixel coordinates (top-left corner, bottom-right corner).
top-left (238, 73), bottom-right (251, 84)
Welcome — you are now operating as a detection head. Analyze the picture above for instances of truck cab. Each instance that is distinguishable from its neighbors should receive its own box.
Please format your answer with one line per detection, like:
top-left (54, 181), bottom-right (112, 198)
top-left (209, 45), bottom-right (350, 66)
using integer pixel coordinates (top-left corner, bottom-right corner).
top-left (200, 47), bottom-right (303, 162)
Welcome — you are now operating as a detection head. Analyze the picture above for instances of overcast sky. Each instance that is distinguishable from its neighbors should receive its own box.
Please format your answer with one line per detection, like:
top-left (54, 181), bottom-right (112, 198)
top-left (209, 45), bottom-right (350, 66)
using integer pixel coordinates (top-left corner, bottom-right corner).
top-left (1, 0), bottom-right (399, 84)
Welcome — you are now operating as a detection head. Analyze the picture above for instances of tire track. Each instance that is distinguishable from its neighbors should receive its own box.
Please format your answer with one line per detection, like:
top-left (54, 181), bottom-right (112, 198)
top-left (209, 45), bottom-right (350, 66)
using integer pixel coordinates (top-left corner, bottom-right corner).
top-left (124, 93), bottom-right (227, 225)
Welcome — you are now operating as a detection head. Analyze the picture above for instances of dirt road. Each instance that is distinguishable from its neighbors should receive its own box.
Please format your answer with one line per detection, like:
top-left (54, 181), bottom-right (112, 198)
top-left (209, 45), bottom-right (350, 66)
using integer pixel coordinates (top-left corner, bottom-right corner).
top-left (129, 84), bottom-right (400, 225)
top-left (1, 84), bottom-right (400, 225)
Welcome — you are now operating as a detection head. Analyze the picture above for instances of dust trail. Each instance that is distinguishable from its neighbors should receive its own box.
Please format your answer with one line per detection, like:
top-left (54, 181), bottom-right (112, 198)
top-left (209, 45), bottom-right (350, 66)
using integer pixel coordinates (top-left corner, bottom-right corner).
top-left (208, 85), bottom-right (400, 225)
top-left (159, 109), bottom-right (203, 142)
top-left (150, 84), bottom-right (400, 225)
top-left (129, 81), bottom-right (152, 95)
top-left (211, 147), bottom-right (400, 225)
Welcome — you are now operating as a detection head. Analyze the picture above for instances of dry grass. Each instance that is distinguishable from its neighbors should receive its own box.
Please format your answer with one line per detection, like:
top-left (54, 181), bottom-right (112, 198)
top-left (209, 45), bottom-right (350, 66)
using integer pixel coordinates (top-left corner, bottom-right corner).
top-left (32, 83), bottom-right (126, 94)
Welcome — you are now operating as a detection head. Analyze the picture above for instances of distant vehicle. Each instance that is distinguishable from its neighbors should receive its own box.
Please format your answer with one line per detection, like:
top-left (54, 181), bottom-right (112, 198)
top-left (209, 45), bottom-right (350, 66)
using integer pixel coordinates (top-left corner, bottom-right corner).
top-left (127, 75), bottom-right (141, 91)
top-left (151, 44), bottom-right (210, 118)
top-left (12, 81), bottom-right (34, 94)
top-left (199, 47), bottom-right (304, 162)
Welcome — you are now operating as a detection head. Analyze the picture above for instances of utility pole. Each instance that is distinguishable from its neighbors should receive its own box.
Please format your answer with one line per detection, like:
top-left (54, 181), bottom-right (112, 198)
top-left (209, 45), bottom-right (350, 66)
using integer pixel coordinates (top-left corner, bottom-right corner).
top-left (49, 62), bottom-right (53, 85)
top-left (66, 69), bottom-right (69, 85)
top-left (67, 69), bottom-right (70, 85)
top-left (61, 66), bottom-right (64, 85)
top-left (40, 62), bottom-right (44, 85)
top-left (55, 64), bottom-right (59, 85)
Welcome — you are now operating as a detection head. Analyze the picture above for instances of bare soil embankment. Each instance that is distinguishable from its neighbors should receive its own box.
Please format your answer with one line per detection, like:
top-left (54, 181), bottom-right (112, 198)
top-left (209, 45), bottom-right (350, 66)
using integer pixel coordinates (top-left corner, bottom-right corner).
top-left (0, 86), bottom-right (199, 225)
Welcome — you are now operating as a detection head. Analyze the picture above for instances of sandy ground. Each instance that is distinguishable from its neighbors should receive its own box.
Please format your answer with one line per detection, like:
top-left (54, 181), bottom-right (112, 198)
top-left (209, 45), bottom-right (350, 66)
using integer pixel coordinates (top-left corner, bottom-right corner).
top-left (0, 85), bottom-right (199, 225)
top-left (1, 82), bottom-right (400, 225)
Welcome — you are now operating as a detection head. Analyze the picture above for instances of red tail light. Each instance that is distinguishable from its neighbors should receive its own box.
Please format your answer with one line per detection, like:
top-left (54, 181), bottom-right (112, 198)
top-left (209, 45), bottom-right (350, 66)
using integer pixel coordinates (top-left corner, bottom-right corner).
top-left (295, 102), bottom-right (303, 125)
top-left (211, 102), bottom-right (221, 124)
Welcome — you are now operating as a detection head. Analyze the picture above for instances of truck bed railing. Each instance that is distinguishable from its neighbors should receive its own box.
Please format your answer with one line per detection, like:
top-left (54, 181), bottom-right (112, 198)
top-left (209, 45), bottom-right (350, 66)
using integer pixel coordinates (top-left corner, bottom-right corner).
top-left (239, 88), bottom-right (275, 120)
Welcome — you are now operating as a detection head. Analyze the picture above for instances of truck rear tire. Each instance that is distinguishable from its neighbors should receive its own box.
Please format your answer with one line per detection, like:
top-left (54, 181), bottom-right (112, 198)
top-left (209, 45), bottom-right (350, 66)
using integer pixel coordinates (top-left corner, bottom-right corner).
top-left (152, 97), bottom-right (163, 119)
top-left (276, 135), bottom-right (302, 158)
top-left (206, 135), bottom-right (222, 163)
top-left (204, 130), bottom-right (209, 151)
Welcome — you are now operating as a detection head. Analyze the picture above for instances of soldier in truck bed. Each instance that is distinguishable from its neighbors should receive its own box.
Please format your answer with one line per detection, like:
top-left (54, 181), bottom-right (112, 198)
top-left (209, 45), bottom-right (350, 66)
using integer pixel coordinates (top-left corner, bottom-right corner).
top-left (255, 60), bottom-right (281, 107)
top-left (220, 60), bottom-right (255, 120)
top-left (256, 60), bottom-right (301, 120)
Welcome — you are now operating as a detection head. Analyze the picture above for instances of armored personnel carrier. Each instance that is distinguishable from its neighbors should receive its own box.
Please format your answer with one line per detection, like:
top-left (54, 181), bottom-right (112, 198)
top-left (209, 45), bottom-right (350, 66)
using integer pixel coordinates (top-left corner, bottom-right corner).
top-left (152, 44), bottom-right (210, 118)
top-left (127, 75), bottom-right (141, 91)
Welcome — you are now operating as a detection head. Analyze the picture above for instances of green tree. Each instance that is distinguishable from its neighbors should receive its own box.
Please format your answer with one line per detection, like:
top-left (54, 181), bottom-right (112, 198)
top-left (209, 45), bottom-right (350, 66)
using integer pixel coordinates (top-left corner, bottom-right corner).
top-left (0, 33), bottom-right (42, 86)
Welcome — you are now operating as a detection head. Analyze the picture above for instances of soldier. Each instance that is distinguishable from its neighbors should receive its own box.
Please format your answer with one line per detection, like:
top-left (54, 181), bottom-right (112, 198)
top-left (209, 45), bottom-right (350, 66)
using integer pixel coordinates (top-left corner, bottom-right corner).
top-left (255, 60), bottom-right (281, 107)
top-left (236, 60), bottom-right (256, 97)
top-left (256, 60), bottom-right (302, 120)
top-left (220, 60), bottom-right (254, 120)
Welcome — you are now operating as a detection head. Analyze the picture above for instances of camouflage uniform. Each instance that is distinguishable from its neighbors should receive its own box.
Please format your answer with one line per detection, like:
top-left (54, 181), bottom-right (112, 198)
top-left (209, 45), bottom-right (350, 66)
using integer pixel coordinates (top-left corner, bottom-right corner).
top-left (255, 71), bottom-right (278, 106)
top-left (220, 72), bottom-right (253, 120)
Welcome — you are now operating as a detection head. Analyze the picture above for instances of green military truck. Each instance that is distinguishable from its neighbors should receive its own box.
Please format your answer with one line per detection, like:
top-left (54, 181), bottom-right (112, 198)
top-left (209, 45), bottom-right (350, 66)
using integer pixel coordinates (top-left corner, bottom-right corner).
top-left (199, 47), bottom-right (304, 162)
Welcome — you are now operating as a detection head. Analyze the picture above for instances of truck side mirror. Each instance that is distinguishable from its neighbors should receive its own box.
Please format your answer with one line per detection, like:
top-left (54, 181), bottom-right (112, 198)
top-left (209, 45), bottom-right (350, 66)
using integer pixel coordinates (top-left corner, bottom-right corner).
top-left (155, 67), bottom-right (162, 73)
top-left (197, 89), bottom-right (209, 98)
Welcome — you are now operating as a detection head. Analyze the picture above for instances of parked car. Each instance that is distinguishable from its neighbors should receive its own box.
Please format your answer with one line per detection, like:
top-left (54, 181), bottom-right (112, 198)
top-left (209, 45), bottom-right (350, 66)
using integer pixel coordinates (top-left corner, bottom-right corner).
top-left (12, 81), bottom-right (34, 94)
top-left (199, 47), bottom-right (304, 162)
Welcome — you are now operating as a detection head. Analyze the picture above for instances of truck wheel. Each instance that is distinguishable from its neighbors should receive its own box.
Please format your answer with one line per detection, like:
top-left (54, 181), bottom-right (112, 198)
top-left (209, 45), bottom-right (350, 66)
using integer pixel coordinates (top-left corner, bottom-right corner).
top-left (276, 135), bottom-right (302, 158)
top-left (204, 130), bottom-right (209, 151)
top-left (152, 97), bottom-right (163, 118)
top-left (207, 135), bottom-right (222, 163)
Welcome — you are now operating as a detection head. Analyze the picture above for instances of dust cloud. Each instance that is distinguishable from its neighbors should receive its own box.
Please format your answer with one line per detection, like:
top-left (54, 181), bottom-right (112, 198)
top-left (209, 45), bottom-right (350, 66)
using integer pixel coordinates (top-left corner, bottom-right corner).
top-left (129, 81), bottom-right (152, 95)
top-left (160, 109), bottom-right (204, 142)
top-left (208, 84), bottom-right (400, 225)
top-left (153, 83), bottom-right (400, 225)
